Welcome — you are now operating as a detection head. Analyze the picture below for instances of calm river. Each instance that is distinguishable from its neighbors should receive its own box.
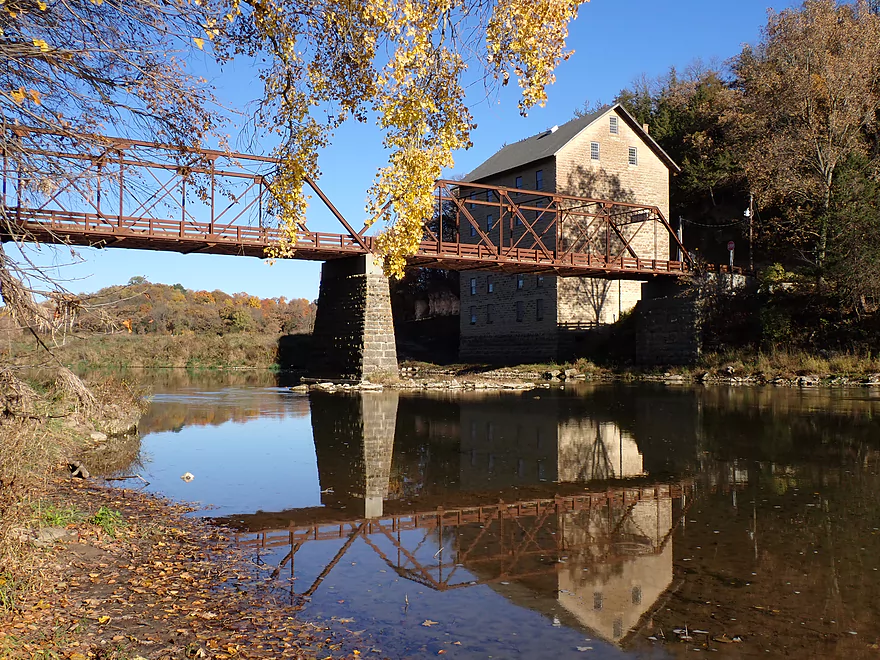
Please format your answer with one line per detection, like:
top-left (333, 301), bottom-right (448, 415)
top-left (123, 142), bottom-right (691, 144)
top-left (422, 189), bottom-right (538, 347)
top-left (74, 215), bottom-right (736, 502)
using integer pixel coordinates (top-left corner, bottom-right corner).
top-left (122, 371), bottom-right (880, 658)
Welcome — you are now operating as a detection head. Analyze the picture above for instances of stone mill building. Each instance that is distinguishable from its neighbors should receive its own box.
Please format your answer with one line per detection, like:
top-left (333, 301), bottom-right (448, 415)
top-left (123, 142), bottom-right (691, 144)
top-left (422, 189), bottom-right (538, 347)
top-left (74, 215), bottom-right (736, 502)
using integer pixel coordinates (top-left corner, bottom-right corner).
top-left (458, 103), bottom-right (680, 363)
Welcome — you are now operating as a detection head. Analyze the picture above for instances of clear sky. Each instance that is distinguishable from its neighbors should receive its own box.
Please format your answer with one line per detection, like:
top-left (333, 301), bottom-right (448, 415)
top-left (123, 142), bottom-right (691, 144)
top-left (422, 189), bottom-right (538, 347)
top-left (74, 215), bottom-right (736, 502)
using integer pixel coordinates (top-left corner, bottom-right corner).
top-left (20, 0), bottom-right (796, 301)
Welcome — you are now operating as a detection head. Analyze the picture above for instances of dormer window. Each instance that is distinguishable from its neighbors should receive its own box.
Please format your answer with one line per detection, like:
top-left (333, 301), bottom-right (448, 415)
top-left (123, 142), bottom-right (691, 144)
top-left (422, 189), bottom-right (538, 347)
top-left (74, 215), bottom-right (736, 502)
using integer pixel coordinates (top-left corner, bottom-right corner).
top-left (628, 146), bottom-right (638, 166)
top-left (590, 142), bottom-right (600, 161)
top-left (610, 116), bottom-right (619, 134)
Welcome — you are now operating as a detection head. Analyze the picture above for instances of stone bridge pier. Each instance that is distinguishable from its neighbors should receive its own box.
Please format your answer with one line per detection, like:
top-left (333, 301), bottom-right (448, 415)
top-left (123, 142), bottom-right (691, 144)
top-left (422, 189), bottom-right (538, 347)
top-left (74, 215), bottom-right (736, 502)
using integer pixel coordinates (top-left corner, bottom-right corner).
top-left (310, 390), bottom-right (399, 519)
top-left (309, 254), bottom-right (398, 381)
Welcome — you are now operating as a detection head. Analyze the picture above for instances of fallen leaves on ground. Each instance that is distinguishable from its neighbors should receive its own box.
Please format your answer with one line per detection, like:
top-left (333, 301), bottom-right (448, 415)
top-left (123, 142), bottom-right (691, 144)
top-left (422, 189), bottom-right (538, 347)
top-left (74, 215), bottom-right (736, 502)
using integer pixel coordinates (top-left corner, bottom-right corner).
top-left (0, 478), bottom-right (370, 659)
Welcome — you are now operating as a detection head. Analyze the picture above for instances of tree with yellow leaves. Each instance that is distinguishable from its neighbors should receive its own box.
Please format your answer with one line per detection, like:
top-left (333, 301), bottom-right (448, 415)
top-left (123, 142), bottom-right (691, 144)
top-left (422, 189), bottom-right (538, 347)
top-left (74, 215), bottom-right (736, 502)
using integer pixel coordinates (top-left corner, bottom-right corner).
top-left (225, 0), bottom-right (584, 276)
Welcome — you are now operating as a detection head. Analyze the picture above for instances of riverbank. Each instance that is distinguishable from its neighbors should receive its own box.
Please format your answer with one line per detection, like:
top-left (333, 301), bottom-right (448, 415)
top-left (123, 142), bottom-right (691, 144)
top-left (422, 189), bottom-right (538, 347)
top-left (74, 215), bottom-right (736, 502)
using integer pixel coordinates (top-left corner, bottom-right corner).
top-left (0, 478), bottom-right (365, 659)
top-left (391, 349), bottom-right (880, 388)
top-left (0, 370), bottom-right (366, 659)
top-left (2, 333), bottom-right (282, 370)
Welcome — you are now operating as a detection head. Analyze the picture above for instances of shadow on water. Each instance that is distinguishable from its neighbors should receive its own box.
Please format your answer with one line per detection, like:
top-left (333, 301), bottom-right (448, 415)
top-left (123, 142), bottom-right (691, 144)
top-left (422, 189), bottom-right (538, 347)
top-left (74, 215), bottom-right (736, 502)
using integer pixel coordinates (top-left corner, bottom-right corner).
top-left (129, 379), bottom-right (880, 658)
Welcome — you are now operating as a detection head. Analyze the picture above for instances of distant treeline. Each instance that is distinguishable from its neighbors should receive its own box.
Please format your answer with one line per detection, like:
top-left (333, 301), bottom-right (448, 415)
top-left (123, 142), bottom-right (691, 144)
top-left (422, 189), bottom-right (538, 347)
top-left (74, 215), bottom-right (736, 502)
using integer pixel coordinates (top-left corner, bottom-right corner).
top-left (71, 277), bottom-right (316, 336)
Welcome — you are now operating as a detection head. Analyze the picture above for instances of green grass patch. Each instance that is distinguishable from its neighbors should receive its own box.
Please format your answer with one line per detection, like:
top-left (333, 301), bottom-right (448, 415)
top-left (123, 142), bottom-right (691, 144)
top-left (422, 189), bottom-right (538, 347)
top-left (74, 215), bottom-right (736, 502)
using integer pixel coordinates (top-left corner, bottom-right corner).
top-left (32, 502), bottom-right (82, 527)
top-left (89, 506), bottom-right (126, 537)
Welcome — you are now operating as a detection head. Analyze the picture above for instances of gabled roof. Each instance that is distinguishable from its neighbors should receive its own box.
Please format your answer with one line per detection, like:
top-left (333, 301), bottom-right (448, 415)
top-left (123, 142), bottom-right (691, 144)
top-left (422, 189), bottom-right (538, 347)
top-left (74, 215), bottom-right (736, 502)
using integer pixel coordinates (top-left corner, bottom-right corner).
top-left (463, 104), bottom-right (680, 183)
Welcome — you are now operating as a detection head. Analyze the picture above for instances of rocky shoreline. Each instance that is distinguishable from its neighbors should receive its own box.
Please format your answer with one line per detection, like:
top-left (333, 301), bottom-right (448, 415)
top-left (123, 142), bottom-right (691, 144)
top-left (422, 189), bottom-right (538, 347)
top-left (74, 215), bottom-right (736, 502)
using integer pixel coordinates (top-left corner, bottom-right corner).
top-left (291, 363), bottom-right (880, 393)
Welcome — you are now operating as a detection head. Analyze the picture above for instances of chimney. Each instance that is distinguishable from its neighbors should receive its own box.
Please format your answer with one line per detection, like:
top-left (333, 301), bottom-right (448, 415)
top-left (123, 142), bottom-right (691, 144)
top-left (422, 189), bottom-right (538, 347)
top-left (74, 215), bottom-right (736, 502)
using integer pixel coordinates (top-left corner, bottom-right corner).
top-left (642, 123), bottom-right (650, 134)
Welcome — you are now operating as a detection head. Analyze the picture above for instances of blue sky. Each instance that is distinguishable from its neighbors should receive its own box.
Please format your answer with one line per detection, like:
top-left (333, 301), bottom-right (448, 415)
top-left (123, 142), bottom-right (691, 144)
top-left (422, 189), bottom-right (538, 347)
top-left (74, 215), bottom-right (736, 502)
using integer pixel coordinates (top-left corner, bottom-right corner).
top-left (22, 0), bottom-right (796, 301)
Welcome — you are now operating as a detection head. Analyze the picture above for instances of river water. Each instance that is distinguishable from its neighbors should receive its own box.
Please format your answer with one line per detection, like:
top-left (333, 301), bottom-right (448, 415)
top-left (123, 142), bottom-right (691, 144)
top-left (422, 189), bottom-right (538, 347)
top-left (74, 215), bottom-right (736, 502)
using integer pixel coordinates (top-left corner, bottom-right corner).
top-left (122, 371), bottom-right (880, 658)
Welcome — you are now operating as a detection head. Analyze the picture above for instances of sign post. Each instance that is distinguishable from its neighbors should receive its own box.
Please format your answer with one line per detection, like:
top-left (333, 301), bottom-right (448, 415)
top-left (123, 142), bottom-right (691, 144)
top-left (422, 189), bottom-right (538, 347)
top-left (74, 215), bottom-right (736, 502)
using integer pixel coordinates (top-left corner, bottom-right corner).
top-left (727, 241), bottom-right (735, 290)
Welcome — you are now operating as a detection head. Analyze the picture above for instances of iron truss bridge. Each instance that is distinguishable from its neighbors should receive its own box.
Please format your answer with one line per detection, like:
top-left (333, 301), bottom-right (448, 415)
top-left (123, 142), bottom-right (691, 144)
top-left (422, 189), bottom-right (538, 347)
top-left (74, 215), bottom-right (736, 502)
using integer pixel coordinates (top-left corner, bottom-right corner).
top-left (0, 129), bottom-right (735, 278)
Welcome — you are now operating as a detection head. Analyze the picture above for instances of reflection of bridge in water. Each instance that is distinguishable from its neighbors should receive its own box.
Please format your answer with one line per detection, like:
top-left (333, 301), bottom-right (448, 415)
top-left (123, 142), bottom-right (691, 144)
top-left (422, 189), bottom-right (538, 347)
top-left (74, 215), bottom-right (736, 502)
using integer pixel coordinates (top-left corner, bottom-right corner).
top-left (220, 390), bottom-right (697, 646)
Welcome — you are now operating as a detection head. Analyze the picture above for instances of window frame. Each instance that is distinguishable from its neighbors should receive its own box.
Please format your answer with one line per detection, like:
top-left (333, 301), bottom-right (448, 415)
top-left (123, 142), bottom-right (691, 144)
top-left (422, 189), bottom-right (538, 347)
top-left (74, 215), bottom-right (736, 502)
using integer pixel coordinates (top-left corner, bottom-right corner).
top-left (514, 175), bottom-right (523, 196)
top-left (590, 141), bottom-right (600, 161)
top-left (470, 277), bottom-right (476, 296)
top-left (487, 275), bottom-right (494, 294)
top-left (515, 300), bottom-right (524, 322)
top-left (628, 146), bottom-right (638, 166)
top-left (609, 115), bottom-right (619, 134)
top-left (535, 169), bottom-right (544, 190)
top-left (536, 298), bottom-right (544, 321)
top-left (469, 306), bottom-right (476, 325)
top-left (486, 303), bottom-right (494, 324)
top-left (516, 274), bottom-right (524, 290)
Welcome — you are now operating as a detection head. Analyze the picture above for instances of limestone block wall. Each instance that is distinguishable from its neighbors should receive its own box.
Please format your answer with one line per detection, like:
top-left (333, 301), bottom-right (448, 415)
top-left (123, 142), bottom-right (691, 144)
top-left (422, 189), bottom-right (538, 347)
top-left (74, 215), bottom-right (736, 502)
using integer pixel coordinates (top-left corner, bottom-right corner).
top-left (459, 271), bottom-right (559, 363)
top-left (310, 255), bottom-right (398, 380)
top-left (634, 292), bottom-right (702, 366)
top-left (557, 278), bottom-right (643, 326)
top-left (555, 109), bottom-right (671, 262)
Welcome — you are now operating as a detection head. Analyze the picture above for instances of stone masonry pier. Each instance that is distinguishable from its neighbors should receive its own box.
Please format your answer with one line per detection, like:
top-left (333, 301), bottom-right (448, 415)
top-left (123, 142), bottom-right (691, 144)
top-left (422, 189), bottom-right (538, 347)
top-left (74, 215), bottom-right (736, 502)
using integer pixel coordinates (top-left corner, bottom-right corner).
top-left (309, 255), bottom-right (398, 381)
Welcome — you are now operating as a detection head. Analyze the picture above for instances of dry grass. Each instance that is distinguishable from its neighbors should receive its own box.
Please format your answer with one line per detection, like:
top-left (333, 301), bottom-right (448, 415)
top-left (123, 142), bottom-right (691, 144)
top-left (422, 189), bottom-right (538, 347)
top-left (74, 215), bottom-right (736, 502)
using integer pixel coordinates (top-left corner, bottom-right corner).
top-left (4, 333), bottom-right (282, 370)
top-left (0, 371), bottom-right (144, 612)
top-left (698, 348), bottom-right (880, 378)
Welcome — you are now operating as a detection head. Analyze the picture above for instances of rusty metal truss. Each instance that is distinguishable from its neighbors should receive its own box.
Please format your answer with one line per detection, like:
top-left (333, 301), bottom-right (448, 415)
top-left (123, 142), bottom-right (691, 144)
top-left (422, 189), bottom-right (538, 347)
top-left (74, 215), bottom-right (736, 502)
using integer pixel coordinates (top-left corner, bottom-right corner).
top-left (235, 483), bottom-right (693, 607)
top-left (0, 129), bottom-right (709, 278)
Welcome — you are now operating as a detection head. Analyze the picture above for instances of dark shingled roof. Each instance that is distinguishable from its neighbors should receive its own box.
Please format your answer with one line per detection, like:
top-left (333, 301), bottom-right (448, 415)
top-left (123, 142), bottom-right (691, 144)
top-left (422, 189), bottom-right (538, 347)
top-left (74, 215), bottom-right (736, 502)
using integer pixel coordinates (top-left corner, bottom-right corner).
top-left (463, 104), bottom-right (680, 183)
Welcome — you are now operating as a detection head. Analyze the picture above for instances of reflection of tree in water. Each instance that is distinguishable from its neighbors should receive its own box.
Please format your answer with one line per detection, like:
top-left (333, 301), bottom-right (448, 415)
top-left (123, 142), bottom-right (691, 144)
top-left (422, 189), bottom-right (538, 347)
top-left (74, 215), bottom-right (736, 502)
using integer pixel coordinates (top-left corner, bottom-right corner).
top-left (140, 388), bottom-right (309, 435)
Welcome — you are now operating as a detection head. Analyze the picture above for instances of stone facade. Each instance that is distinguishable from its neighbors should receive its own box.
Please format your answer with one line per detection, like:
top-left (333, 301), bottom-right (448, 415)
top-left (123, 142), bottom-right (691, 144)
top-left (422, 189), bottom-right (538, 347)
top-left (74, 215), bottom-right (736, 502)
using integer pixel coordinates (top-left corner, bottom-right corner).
top-left (634, 282), bottom-right (702, 366)
top-left (459, 105), bottom-right (677, 363)
top-left (310, 254), bottom-right (398, 380)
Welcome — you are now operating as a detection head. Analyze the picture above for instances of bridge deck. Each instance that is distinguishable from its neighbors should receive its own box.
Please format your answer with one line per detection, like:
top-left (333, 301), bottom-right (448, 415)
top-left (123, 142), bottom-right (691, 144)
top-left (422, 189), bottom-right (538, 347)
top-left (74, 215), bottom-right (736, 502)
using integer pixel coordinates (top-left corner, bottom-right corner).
top-left (5, 207), bottom-right (691, 278)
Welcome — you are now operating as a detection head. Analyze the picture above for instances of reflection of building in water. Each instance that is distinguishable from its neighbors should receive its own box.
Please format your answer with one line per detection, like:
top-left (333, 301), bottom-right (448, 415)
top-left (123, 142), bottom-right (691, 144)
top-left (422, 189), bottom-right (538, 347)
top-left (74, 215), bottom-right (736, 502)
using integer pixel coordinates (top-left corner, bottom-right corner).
top-left (556, 496), bottom-right (672, 644)
top-left (558, 419), bottom-right (646, 481)
top-left (308, 392), bottom-right (655, 522)
top-left (230, 483), bottom-right (686, 646)
top-left (457, 398), bottom-right (645, 490)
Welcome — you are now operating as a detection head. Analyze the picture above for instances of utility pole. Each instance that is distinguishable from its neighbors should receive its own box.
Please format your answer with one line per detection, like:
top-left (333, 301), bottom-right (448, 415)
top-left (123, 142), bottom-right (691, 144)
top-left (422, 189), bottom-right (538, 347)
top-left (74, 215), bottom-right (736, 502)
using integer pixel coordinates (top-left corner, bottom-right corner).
top-left (745, 193), bottom-right (754, 273)
top-left (677, 216), bottom-right (684, 263)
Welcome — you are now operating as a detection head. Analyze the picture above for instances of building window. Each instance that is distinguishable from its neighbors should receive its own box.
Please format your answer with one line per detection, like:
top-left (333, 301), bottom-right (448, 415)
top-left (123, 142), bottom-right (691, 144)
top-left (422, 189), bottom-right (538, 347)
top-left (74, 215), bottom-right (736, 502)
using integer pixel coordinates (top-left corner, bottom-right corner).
top-left (610, 115), bottom-right (619, 134)
top-left (590, 142), bottom-right (600, 161)
top-left (470, 277), bottom-right (476, 295)
top-left (535, 169), bottom-right (544, 190)
top-left (613, 618), bottom-right (623, 640)
top-left (516, 300), bottom-right (524, 322)
top-left (628, 146), bottom-right (638, 166)
top-left (486, 213), bottom-right (493, 232)
top-left (537, 275), bottom-right (544, 288)
top-left (536, 298), bottom-right (544, 321)
top-left (515, 175), bottom-right (523, 196)
top-left (516, 274), bottom-right (524, 290)
top-left (469, 222), bottom-right (476, 237)
top-left (631, 586), bottom-right (642, 605)
top-left (468, 193), bottom-right (475, 209)
top-left (469, 306), bottom-right (476, 325)
top-left (487, 275), bottom-right (494, 293)
top-left (593, 592), bottom-right (603, 611)
top-left (486, 303), bottom-right (494, 324)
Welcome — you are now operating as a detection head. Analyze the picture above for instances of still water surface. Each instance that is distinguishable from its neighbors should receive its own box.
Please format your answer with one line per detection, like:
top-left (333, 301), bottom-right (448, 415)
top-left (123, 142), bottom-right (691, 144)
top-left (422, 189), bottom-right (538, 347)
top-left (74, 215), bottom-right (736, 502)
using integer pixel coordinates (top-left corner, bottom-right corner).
top-left (126, 371), bottom-right (880, 658)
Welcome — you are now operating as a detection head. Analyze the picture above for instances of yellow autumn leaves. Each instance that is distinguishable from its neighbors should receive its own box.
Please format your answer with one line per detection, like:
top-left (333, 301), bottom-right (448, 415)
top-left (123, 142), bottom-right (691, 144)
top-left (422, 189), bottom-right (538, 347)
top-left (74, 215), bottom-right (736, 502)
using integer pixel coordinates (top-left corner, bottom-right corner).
top-left (257, 0), bottom-right (583, 277)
